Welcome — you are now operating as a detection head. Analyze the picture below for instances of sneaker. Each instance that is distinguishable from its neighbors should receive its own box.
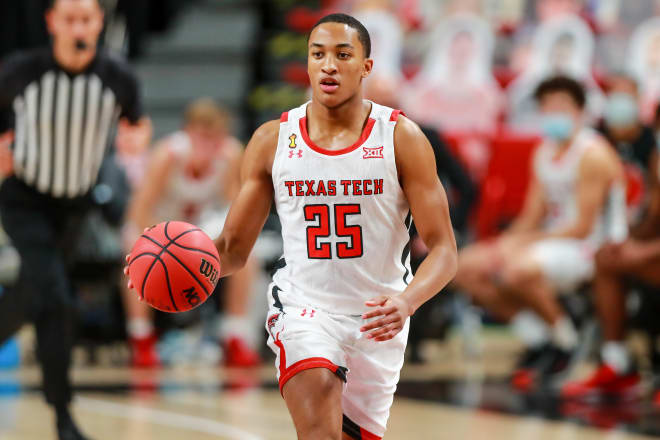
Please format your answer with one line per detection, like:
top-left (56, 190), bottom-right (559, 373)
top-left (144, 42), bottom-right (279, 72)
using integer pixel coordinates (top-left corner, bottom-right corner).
top-left (129, 334), bottom-right (160, 368)
top-left (537, 345), bottom-right (572, 383)
top-left (562, 364), bottom-right (640, 399)
top-left (224, 336), bottom-right (260, 367)
top-left (652, 376), bottom-right (660, 407)
top-left (511, 345), bottom-right (547, 391)
top-left (57, 409), bottom-right (91, 440)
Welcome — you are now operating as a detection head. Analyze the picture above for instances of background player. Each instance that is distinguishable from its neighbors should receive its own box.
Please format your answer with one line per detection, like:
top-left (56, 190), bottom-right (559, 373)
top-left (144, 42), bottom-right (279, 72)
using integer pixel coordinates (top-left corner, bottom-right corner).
top-left (135, 13), bottom-right (456, 439)
top-left (0, 0), bottom-right (151, 439)
top-left (454, 76), bottom-right (626, 387)
top-left (122, 97), bottom-right (259, 367)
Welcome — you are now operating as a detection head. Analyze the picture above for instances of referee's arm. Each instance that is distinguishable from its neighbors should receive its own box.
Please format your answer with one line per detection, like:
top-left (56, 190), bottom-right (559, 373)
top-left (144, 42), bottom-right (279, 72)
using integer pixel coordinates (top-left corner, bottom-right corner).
top-left (0, 59), bottom-right (15, 177)
top-left (115, 66), bottom-right (152, 156)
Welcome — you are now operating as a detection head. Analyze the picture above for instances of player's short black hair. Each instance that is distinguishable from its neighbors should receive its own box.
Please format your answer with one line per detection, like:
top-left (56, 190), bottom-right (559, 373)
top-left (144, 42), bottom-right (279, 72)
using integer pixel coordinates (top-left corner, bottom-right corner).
top-left (49, 0), bottom-right (102, 9)
top-left (309, 13), bottom-right (371, 58)
top-left (534, 75), bottom-right (586, 109)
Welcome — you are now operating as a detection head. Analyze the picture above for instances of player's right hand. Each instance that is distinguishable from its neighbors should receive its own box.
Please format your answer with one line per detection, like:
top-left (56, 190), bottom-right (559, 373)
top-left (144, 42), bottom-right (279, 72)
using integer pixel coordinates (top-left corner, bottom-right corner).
top-left (123, 254), bottom-right (136, 291)
top-left (0, 132), bottom-right (14, 178)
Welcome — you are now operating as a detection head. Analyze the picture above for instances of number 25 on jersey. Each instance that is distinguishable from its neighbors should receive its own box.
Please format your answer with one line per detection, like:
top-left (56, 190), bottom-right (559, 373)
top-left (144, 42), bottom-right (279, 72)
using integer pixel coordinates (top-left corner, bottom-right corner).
top-left (304, 204), bottom-right (363, 259)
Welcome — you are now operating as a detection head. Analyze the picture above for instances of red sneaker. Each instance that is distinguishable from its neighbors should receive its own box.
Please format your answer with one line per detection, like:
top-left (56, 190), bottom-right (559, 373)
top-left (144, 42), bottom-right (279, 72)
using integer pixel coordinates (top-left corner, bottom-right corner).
top-left (130, 334), bottom-right (160, 368)
top-left (561, 364), bottom-right (640, 398)
top-left (224, 337), bottom-right (260, 367)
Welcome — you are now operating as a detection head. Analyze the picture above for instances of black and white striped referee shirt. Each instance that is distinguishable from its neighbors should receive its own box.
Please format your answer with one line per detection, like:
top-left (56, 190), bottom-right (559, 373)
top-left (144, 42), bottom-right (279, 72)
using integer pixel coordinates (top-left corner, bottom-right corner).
top-left (0, 47), bottom-right (144, 198)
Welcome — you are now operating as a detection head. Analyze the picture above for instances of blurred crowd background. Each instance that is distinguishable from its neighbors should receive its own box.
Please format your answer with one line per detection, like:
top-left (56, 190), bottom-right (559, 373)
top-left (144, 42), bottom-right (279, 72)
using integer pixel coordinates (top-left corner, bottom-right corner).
top-left (0, 0), bottom-right (659, 416)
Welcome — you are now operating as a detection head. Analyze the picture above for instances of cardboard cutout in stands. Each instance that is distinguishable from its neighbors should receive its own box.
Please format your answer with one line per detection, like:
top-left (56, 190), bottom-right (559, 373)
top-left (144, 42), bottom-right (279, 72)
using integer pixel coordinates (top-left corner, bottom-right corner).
top-left (507, 15), bottom-right (605, 133)
top-left (401, 14), bottom-right (502, 135)
top-left (627, 17), bottom-right (660, 124)
top-left (354, 9), bottom-right (404, 82)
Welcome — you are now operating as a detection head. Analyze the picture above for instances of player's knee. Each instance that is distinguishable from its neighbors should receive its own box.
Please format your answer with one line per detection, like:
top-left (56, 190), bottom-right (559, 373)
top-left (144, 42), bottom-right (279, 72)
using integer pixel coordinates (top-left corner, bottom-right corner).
top-left (455, 247), bottom-right (487, 286)
top-left (501, 258), bottom-right (539, 290)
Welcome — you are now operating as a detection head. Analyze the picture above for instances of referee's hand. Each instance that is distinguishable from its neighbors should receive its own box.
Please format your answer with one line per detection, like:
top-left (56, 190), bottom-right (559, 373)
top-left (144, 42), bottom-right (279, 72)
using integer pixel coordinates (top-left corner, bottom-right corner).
top-left (0, 132), bottom-right (14, 178)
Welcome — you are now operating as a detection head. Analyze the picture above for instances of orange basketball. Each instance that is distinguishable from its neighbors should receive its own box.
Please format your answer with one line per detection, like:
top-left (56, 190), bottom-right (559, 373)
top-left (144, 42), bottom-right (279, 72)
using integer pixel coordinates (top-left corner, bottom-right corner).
top-left (128, 221), bottom-right (220, 313)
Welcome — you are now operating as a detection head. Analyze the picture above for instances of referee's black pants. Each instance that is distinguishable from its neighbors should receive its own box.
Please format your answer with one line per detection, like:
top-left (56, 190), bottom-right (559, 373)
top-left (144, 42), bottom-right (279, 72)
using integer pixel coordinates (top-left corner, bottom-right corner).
top-left (0, 176), bottom-right (90, 408)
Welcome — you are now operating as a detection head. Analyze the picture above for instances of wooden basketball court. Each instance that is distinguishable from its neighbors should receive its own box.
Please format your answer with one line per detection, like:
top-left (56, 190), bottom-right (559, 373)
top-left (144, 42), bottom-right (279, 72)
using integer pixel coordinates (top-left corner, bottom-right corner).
top-left (2, 332), bottom-right (659, 439)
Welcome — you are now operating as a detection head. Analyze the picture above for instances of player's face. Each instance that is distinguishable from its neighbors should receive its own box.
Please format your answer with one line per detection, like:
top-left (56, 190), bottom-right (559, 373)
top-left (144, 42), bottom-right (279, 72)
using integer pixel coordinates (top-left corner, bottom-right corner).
top-left (308, 23), bottom-right (373, 108)
top-left (47, 0), bottom-right (104, 54)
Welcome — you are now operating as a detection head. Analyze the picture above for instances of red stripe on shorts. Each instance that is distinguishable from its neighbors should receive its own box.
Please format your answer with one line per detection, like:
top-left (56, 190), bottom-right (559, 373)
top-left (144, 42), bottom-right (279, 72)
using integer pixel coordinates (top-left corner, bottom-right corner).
top-left (360, 427), bottom-right (382, 440)
top-left (280, 112), bottom-right (289, 122)
top-left (277, 354), bottom-right (340, 394)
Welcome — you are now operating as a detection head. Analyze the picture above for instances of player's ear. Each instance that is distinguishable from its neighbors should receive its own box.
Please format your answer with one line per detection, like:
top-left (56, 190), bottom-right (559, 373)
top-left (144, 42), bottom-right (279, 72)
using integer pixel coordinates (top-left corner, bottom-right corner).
top-left (45, 9), bottom-right (56, 35)
top-left (362, 58), bottom-right (373, 80)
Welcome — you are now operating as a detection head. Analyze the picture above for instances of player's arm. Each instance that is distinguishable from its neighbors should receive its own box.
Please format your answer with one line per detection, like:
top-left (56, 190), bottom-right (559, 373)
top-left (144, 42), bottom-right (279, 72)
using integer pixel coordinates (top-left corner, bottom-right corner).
top-left (546, 144), bottom-right (621, 240)
top-left (361, 116), bottom-right (458, 342)
top-left (632, 149), bottom-right (660, 239)
top-left (214, 120), bottom-right (278, 277)
top-left (124, 142), bottom-right (174, 233)
top-left (505, 173), bottom-right (546, 235)
top-left (220, 137), bottom-right (244, 201)
top-left (0, 57), bottom-right (17, 178)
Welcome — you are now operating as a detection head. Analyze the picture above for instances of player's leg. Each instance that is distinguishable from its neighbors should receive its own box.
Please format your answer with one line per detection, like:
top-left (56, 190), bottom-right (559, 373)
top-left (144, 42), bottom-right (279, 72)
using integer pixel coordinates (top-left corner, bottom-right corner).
top-left (341, 318), bottom-right (409, 440)
top-left (282, 368), bottom-right (344, 439)
top-left (265, 284), bottom-right (349, 439)
top-left (120, 227), bottom-right (159, 367)
top-left (454, 242), bottom-right (523, 321)
top-left (220, 256), bottom-right (260, 366)
top-left (500, 240), bottom-right (587, 386)
top-left (563, 245), bottom-right (660, 398)
top-left (120, 282), bottom-right (159, 367)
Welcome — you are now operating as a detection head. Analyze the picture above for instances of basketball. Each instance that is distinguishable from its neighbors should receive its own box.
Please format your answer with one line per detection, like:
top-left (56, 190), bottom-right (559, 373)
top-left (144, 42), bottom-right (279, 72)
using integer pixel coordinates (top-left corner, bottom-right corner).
top-left (127, 221), bottom-right (221, 313)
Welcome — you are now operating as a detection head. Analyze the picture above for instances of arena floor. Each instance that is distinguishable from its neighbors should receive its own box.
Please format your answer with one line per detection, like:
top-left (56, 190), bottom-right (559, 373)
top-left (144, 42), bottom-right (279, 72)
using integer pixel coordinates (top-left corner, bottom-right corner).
top-left (2, 332), bottom-right (659, 439)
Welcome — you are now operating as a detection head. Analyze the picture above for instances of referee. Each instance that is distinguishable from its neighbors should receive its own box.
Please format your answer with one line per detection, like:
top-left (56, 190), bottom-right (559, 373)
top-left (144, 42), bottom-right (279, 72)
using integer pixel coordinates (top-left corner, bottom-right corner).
top-left (0, 1), bottom-right (151, 439)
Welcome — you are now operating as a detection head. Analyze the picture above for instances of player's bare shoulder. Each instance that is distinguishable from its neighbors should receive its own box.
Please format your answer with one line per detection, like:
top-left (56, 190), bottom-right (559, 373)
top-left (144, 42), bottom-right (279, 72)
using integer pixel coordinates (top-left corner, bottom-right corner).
top-left (582, 132), bottom-right (623, 179)
top-left (244, 119), bottom-right (280, 176)
top-left (392, 115), bottom-right (435, 180)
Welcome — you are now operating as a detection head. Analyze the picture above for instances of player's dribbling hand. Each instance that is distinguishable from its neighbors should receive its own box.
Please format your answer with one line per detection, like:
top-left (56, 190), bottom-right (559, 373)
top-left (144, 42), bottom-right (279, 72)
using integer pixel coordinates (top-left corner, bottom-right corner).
top-left (360, 295), bottom-right (412, 342)
top-left (123, 254), bottom-right (136, 292)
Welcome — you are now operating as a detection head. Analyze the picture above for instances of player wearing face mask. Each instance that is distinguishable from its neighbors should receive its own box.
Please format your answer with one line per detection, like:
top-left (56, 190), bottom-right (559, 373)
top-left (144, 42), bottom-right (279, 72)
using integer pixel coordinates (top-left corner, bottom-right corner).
top-left (455, 76), bottom-right (626, 389)
top-left (561, 76), bottom-right (660, 401)
top-left (597, 74), bottom-right (657, 227)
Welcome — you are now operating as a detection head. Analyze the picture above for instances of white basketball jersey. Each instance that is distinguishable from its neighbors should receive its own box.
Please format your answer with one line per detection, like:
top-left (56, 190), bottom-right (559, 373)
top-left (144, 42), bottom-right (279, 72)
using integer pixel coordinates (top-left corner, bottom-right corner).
top-left (534, 127), bottom-right (628, 246)
top-left (271, 101), bottom-right (413, 315)
top-left (153, 131), bottom-right (230, 225)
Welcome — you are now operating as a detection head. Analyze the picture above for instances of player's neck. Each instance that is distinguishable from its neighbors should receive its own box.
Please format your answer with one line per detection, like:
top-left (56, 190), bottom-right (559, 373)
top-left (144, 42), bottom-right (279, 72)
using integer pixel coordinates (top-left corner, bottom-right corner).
top-left (52, 42), bottom-right (97, 74)
top-left (308, 94), bottom-right (370, 131)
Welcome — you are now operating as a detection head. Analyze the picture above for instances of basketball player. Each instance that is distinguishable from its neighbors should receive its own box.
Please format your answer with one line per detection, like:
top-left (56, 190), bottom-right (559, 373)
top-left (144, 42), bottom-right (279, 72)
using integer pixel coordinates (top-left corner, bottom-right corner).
top-left (127, 13), bottom-right (457, 439)
top-left (0, 1), bottom-right (151, 439)
top-left (455, 76), bottom-right (625, 388)
top-left (122, 98), bottom-right (259, 367)
top-left (561, 79), bottom-right (660, 399)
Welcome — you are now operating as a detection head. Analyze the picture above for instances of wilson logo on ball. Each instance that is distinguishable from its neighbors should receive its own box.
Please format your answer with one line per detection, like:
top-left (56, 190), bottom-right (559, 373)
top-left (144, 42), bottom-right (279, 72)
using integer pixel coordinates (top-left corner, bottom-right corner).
top-left (199, 258), bottom-right (218, 284)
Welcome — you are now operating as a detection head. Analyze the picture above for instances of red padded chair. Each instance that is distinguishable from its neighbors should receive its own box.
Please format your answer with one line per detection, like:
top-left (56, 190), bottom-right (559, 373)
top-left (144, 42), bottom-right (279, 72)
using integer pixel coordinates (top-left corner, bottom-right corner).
top-left (475, 131), bottom-right (541, 239)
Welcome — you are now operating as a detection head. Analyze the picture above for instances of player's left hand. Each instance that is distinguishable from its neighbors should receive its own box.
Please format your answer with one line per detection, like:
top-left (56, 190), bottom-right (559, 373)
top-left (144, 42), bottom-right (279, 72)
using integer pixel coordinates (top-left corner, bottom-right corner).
top-left (360, 295), bottom-right (412, 342)
top-left (116, 118), bottom-right (152, 156)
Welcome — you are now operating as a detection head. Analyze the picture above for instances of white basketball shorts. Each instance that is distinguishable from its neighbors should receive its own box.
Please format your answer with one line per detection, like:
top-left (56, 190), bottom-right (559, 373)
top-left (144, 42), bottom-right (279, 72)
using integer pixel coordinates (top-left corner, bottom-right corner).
top-left (265, 282), bottom-right (409, 439)
top-left (529, 238), bottom-right (596, 293)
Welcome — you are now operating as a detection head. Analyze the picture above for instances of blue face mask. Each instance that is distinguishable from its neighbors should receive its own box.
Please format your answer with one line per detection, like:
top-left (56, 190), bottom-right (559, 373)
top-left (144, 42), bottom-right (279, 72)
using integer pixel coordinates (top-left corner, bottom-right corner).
top-left (541, 113), bottom-right (574, 141)
top-left (604, 92), bottom-right (638, 128)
